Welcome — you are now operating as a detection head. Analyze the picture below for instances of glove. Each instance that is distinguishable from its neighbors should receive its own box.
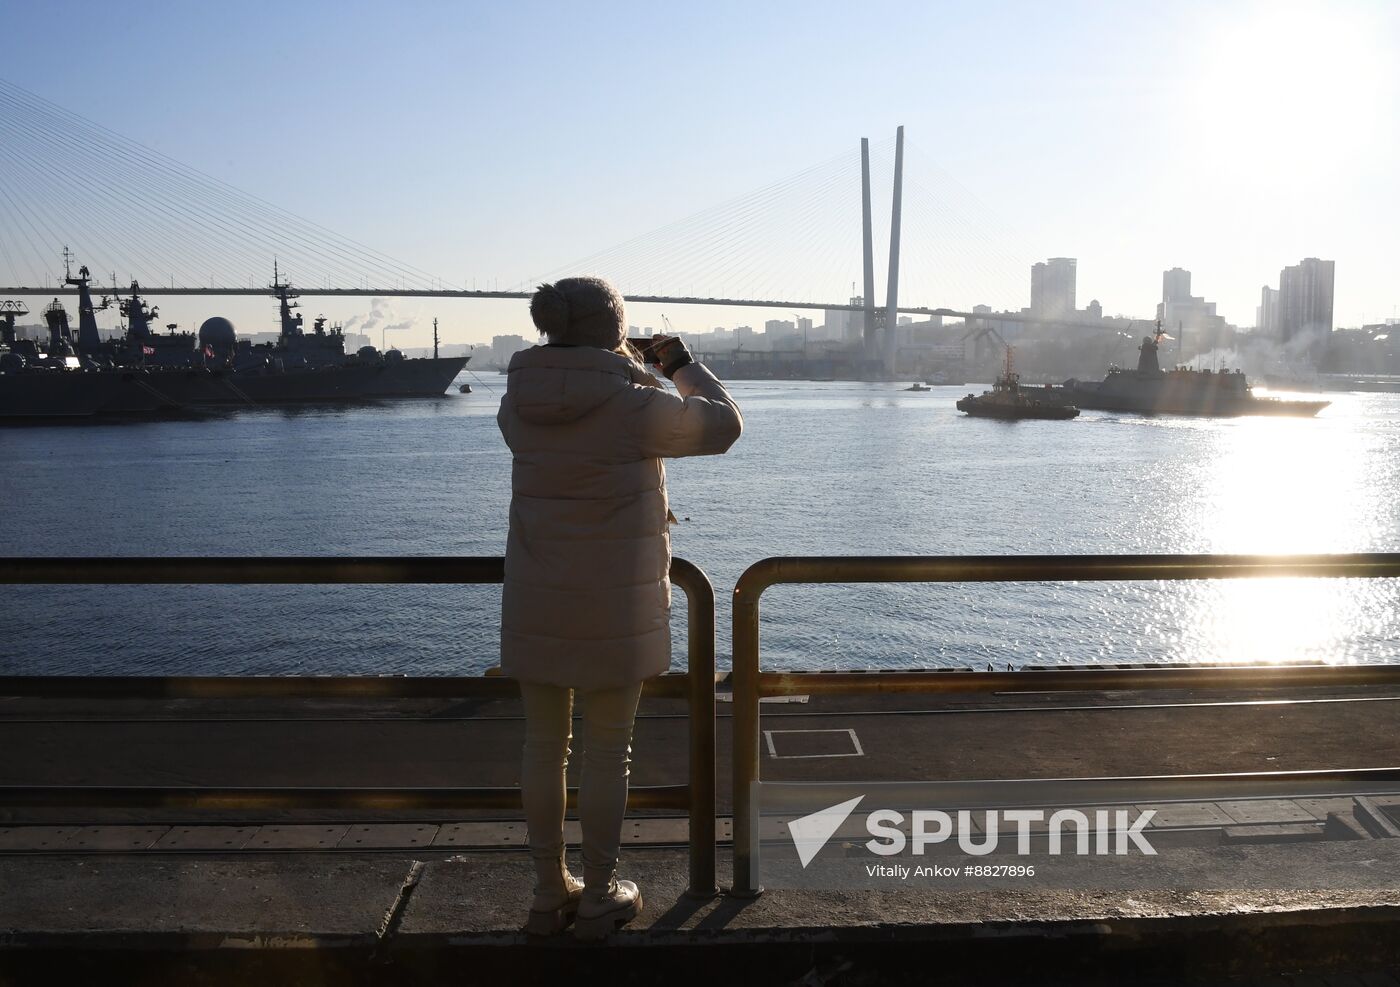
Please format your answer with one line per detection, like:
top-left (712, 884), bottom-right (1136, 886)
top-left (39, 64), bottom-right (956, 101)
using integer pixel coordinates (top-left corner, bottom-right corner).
top-left (651, 336), bottom-right (694, 380)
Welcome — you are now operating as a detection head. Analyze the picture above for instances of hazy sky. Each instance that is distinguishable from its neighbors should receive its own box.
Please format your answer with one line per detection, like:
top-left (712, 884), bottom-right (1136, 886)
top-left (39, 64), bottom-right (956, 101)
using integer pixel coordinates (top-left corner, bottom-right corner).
top-left (3, 0), bottom-right (1397, 345)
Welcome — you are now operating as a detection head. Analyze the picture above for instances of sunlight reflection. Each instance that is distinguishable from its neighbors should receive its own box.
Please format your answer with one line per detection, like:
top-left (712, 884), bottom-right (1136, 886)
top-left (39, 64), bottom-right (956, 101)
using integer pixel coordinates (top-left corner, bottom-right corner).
top-left (1183, 416), bottom-right (1382, 665)
top-left (1185, 578), bottom-right (1367, 666)
top-left (1200, 417), bottom-right (1375, 553)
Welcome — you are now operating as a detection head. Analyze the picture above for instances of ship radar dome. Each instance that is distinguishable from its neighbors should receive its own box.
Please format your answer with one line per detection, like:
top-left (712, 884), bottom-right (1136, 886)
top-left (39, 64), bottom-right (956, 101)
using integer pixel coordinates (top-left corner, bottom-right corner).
top-left (198, 316), bottom-right (237, 346)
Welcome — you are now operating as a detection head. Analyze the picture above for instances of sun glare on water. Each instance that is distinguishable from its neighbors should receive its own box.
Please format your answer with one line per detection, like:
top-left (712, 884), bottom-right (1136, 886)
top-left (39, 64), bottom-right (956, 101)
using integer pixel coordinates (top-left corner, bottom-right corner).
top-left (1180, 413), bottom-right (1386, 664)
top-left (1200, 415), bottom-right (1373, 553)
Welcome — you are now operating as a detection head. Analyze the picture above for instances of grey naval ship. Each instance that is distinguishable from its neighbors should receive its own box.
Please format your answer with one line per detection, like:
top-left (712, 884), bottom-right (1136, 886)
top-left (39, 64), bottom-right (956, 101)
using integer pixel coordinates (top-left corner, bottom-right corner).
top-left (1059, 325), bottom-right (1329, 418)
top-left (0, 263), bottom-right (469, 419)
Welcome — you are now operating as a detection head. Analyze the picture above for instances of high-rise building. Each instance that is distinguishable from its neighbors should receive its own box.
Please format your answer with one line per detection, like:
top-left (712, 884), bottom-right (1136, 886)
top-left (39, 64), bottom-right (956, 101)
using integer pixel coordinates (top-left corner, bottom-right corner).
top-left (823, 298), bottom-right (866, 344)
top-left (489, 333), bottom-right (531, 368)
top-left (1162, 268), bottom-right (1193, 304)
top-left (1155, 268), bottom-right (1226, 338)
top-left (1030, 258), bottom-right (1076, 320)
top-left (1277, 258), bottom-right (1334, 344)
top-left (1257, 286), bottom-right (1280, 334)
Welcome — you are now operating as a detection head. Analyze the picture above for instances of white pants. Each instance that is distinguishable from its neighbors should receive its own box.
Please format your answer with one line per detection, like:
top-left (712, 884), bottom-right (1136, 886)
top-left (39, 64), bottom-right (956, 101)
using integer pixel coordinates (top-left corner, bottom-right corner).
top-left (519, 680), bottom-right (644, 890)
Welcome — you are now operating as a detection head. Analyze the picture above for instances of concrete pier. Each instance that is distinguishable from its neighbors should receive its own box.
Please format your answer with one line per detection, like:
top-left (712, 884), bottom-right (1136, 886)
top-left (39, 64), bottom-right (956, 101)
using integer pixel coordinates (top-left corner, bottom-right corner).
top-left (3, 681), bottom-right (1400, 983)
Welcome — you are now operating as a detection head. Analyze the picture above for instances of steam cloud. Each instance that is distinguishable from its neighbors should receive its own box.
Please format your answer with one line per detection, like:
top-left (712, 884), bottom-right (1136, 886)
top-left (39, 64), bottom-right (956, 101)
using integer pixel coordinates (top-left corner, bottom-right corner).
top-left (341, 298), bottom-right (417, 344)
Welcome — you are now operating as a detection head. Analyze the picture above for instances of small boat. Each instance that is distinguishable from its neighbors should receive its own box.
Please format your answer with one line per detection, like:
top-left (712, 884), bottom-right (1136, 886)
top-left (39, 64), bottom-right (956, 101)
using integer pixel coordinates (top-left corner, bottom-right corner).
top-left (458, 383), bottom-right (472, 394)
top-left (904, 382), bottom-right (931, 392)
top-left (956, 346), bottom-right (1079, 421)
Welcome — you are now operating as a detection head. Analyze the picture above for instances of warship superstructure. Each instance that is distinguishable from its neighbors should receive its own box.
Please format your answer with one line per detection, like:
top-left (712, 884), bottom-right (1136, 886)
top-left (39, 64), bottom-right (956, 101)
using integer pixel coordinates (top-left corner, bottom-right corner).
top-left (0, 260), bottom-right (468, 418)
top-left (1061, 325), bottom-right (1329, 417)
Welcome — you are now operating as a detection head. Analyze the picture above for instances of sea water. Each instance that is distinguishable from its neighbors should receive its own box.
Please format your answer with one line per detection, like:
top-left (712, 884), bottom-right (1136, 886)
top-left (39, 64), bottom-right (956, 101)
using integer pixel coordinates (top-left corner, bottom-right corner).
top-left (2, 380), bottom-right (1398, 675)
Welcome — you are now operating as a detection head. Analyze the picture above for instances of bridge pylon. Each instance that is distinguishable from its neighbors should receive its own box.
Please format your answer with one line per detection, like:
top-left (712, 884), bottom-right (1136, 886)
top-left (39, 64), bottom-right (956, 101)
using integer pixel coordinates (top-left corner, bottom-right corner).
top-left (861, 138), bottom-right (877, 355)
top-left (860, 126), bottom-right (905, 376)
top-left (883, 125), bottom-right (904, 375)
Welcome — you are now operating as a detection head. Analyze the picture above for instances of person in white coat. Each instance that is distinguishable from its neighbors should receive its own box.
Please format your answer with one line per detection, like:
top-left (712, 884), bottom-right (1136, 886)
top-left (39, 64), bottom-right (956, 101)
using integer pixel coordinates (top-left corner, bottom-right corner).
top-left (497, 276), bottom-right (742, 939)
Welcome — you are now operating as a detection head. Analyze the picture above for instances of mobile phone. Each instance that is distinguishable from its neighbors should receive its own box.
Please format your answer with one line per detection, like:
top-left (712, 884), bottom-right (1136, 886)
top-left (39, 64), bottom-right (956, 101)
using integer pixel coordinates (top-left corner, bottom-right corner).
top-left (628, 336), bottom-right (662, 364)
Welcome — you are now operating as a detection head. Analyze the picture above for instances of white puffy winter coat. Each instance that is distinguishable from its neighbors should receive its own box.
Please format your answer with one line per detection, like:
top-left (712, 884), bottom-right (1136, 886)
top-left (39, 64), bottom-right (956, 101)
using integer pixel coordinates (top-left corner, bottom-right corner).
top-left (497, 345), bottom-right (742, 689)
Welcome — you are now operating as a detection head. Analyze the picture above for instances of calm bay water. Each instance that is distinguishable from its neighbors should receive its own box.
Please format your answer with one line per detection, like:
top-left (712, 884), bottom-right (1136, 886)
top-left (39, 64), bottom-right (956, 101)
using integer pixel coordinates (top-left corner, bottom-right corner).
top-left (3, 378), bottom-right (1399, 675)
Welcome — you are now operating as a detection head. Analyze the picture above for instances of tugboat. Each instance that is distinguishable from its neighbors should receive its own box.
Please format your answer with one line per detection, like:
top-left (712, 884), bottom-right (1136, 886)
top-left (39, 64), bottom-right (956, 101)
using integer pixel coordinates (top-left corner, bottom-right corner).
top-left (956, 347), bottom-right (1080, 421)
top-left (1060, 323), bottom-right (1328, 417)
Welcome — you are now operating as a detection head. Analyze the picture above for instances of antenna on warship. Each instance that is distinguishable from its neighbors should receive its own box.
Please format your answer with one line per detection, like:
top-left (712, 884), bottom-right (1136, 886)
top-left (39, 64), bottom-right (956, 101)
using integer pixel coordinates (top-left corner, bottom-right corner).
top-left (433, 318), bottom-right (439, 360)
top-left (0, 300), bottom-right (29, 346)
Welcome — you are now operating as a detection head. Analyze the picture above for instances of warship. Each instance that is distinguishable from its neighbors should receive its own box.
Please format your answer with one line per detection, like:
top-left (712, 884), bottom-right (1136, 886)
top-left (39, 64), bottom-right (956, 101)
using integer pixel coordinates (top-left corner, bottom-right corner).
top-left (956, 347), bottom-right (1080, 420)
top-left (0, 262), bottom-right (468, 418)
top-left (1060, 325), bottom-right (1329, 417)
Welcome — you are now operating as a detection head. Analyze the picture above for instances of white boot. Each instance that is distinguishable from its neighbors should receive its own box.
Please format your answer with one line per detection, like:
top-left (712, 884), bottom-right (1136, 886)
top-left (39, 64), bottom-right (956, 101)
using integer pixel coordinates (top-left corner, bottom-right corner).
top-left (523, 855), bottom-right (584, 936)
top-left (572, 877), bottom-right (643, 941)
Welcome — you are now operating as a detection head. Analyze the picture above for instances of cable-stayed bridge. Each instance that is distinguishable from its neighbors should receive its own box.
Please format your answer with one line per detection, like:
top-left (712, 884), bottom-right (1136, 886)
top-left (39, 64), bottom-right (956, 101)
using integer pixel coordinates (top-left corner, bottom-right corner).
top-left (0, 285), bottom-right (1022, 322)
top-left (0, 79), bottom-right (1068, 369)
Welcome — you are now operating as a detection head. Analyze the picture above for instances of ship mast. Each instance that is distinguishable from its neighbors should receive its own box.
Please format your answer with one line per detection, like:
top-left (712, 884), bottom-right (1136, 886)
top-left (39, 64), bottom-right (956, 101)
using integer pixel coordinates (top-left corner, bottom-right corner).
top-left (62, 251), bottom-right (109, 352)
top-left (999, 344), bottom-right (1020, 390)
top-left (270, 261), bottom-right (303, 339)
top-left (433, 318), bottom-right (439, 360)
top-left (119, 283), bottom-right (157, 341)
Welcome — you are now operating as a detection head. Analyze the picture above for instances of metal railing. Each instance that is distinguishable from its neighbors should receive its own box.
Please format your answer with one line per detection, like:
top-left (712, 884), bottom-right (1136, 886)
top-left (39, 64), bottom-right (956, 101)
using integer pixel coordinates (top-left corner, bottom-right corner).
top-left (731, 552), bottom-right (1400, 895)
top-left (0, 555), bottom-right (717, 898)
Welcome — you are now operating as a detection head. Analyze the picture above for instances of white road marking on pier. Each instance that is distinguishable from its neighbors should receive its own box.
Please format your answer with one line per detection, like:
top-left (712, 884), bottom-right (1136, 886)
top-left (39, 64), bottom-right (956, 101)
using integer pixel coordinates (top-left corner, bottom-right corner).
top-left (763, 727), bottom-right (864, 759)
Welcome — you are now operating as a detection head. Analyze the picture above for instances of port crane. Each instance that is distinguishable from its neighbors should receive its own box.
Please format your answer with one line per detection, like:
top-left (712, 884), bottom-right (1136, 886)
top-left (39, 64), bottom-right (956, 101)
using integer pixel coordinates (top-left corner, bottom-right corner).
top-left (960, 319), bottom-right (1016, 378)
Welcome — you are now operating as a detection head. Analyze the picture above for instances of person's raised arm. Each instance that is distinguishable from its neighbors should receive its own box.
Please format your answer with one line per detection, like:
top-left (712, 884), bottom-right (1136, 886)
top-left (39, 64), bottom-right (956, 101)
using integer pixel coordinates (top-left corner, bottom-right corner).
top-left (629, 337), bottom-right (742, 459)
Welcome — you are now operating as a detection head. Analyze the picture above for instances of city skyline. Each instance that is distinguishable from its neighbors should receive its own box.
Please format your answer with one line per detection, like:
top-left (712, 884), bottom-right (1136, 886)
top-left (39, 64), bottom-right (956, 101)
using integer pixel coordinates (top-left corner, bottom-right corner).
top-left (4, 249), bottom-right (1367, 359)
